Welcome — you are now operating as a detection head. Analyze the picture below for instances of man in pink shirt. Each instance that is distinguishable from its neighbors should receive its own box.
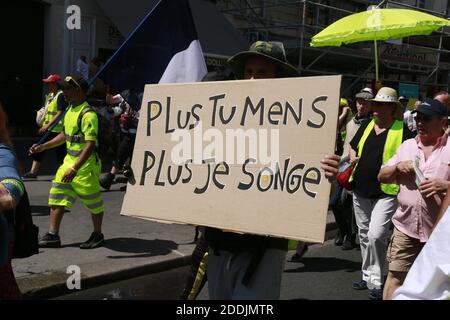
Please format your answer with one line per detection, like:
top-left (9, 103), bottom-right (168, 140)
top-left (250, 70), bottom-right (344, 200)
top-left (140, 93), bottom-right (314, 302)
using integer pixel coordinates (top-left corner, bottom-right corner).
top-left (378, 98), bottom-right (450, 300)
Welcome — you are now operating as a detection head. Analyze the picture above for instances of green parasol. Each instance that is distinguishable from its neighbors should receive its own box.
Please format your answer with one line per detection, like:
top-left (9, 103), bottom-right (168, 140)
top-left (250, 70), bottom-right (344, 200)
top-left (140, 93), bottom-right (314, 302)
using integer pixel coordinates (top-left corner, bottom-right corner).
top-left (310, 8), bottom-right (450, 80)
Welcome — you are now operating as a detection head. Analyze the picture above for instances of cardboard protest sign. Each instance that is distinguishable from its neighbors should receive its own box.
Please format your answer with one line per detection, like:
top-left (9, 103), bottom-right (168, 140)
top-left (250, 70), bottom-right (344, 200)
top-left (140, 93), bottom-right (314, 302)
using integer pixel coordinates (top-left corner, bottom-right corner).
top-left (121, 75), bottom-right (341, 243)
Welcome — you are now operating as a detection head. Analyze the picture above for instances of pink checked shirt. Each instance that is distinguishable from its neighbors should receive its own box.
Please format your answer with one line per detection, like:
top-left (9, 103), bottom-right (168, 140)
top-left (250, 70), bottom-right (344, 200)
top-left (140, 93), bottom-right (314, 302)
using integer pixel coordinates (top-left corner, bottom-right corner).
top-left (384, 134), bottom-right (450, 242)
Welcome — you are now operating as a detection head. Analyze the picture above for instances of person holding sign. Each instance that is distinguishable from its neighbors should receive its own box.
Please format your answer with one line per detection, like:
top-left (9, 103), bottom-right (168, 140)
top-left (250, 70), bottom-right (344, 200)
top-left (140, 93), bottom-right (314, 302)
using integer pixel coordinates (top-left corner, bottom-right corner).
top-left (203, 40), bottom-right (340, 299)
top-left (29, 76), bottom-right (105, 249)
top-left (348, 87), bottom-right (415, 300)
top-left (378, 99), bottom-right (450, 300)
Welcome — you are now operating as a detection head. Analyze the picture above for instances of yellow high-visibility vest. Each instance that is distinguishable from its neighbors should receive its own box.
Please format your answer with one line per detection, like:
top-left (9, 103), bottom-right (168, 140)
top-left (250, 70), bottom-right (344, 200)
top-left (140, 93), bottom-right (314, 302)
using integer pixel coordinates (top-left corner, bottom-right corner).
top-left (349, 119), bottom-right (403, 195)
top-left (63, 101), bottom-right (98, 162)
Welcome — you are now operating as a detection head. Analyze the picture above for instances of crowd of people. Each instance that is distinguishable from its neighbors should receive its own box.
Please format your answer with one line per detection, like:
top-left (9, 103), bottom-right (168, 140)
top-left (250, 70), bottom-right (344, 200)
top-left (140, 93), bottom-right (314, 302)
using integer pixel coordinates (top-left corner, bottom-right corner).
top-left (1, 42), bottom-right (450, 300)
top-left (325, 82), bottom-right (450, 300)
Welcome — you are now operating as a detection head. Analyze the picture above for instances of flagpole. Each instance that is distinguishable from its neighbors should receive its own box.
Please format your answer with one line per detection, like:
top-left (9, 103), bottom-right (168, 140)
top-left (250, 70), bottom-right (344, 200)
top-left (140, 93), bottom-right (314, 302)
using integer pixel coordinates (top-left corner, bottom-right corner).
top-left (374, 39), bottom-right (379, 81)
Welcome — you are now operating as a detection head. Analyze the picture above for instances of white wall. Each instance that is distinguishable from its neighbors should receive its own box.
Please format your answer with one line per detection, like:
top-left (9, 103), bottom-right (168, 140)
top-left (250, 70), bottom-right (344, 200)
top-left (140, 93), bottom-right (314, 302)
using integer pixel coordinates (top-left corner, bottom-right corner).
top-left (42, 0), bottom-right (66, 78)
top-left (42, 0), bottom-right (123, 81)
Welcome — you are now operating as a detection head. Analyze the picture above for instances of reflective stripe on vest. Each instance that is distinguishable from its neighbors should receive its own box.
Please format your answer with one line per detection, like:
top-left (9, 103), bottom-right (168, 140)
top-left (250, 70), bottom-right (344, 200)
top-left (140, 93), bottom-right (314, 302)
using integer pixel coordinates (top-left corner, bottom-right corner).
top-left (64, 133), bottom-right (85, 143)
top-left (43, 91), bottom-right (64, 132)
top-left (349, 119), bottom-right (403, 195)
top-left (67, 149), bottom-right (82, 156)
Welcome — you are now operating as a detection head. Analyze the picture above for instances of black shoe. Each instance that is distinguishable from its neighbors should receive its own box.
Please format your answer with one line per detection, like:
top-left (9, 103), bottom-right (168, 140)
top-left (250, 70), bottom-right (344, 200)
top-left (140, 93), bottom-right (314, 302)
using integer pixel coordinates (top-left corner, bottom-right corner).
top-left (342, 240), bottom-right (355, 250)
top-left (22, 172), bottom-right (37, 179)
top-left (341, 234), bottom-right (356, 250)
top-left (39, 233), bottom-right (61, 248)
top-left (80, 232), bottom-right (104, 249)
top-left (114, 176), bottom-right (128, 184)
top-left (290, 244), bottom-right (308, 262)
top-left (123, 166), bottom-right (132, 178)
top-left (352, 280), bottom-right (368, 290)
top-left (369, 288), bottom-right (383, 300)
top-left (99, 173), bottom-right (115, 190)
top-left (334, 231), bottom-right (344, 246)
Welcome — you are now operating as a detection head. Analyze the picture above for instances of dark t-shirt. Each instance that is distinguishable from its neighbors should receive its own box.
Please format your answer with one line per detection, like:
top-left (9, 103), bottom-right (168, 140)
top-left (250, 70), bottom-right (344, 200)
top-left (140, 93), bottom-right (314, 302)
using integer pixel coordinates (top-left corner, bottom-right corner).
top-left (56, 93), bottom-right (68, 112)
top-left (350, 120), bottom-right (415, 198)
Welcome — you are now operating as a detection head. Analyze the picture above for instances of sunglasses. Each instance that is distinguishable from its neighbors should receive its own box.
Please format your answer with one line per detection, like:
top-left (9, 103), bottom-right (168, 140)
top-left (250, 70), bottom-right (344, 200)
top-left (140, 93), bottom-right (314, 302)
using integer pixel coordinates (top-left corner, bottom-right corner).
top-left (415, 113), bottom-right (436, 122)
top-left (64, 76), bottom-right (82, 90)
top-left (372, 102), bottom-right (393, 107)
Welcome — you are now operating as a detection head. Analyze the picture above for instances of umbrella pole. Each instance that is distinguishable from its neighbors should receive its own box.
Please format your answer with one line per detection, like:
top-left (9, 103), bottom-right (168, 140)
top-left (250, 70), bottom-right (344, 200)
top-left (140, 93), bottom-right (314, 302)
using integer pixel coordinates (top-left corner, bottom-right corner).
top-left (374, 39), bottom-right (379, 81)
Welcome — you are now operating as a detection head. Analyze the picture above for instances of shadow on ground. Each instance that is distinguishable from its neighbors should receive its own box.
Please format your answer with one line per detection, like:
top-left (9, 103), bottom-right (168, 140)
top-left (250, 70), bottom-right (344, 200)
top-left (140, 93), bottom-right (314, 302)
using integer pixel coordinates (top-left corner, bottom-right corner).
top-left (58, 238), bottom-right (179, 259)
top-left (97, 237), bottom-right (180, 259)
top-left (285, 256), bottom-right (360, 273)
top-left (30, 205), bottom-right (70, 216)
top-left (104, 238), bottom-right (179, 259)
top-left (30, 205), bottom-right (50, 216)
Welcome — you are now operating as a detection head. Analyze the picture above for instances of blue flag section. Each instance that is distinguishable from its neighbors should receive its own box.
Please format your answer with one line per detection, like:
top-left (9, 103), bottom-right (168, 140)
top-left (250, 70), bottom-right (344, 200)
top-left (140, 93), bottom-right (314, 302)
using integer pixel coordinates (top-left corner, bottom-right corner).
top-left (94, 0), bottom-right (207, 101)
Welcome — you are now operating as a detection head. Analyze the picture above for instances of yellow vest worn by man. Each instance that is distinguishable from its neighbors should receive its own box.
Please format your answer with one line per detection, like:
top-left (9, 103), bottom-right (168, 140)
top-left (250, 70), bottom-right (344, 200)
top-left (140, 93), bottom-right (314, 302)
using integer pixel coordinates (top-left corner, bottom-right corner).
top-left (349, 119), bottom-right (403, 195)
top-left (48, 101), bottom-right (103, 214)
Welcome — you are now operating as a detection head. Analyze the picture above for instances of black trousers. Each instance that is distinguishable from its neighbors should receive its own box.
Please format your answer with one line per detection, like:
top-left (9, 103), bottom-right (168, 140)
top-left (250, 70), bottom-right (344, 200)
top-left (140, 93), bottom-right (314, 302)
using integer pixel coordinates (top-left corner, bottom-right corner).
top-left (113, 132), bottom-right (136, 169)
top-left (331, 182), bottom-right (357, 239)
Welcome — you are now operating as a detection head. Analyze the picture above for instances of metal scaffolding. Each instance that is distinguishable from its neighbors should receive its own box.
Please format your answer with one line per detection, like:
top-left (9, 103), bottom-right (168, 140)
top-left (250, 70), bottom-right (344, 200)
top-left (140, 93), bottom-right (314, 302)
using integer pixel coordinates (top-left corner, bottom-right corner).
top-left (216, 0), bottom-right (450, 95)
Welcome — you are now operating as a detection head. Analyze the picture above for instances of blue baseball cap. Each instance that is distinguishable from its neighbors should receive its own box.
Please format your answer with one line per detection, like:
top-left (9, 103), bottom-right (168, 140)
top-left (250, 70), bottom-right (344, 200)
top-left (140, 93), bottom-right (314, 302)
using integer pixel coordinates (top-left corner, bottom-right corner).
top-left (412, 99), bottom-right (448, 117)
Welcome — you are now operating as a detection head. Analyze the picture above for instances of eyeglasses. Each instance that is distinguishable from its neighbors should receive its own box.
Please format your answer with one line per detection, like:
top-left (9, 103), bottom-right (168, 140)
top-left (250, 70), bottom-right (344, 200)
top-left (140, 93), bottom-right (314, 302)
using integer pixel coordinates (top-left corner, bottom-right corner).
top-left (64, 76), bottom-right (82, 90)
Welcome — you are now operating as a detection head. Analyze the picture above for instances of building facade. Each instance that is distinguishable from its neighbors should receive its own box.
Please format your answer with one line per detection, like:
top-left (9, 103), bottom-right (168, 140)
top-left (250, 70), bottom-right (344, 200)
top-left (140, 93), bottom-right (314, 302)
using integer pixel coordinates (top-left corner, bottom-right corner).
top-left (1, 0), bottom-right (449, 135)
top-left (1, 0), bottom-right (247, 135)
top-left (1, 0), bottom-right (123, 135)
top-left (216, 0), bottom-right (450, 100)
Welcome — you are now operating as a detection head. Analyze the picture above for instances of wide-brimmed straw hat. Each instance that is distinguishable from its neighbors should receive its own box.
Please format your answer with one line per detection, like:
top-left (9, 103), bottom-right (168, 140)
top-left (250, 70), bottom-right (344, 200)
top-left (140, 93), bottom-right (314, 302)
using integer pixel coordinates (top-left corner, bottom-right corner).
top-left (370, 87), bottom-right (399, 104)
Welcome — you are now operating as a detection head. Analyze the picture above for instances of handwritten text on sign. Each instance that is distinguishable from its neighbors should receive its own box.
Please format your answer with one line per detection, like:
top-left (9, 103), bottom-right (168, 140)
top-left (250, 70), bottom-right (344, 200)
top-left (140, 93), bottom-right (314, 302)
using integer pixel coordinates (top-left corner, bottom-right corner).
top-left (122, 76), bottom-right (341, 242)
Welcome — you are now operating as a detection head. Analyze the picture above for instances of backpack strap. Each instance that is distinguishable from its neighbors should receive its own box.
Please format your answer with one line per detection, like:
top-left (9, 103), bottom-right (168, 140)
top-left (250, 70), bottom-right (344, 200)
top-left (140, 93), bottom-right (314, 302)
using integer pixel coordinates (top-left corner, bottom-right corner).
top-left (75, 107), bottom-right (95, 135)
top-left (73, 107), bottom-right (101, 160)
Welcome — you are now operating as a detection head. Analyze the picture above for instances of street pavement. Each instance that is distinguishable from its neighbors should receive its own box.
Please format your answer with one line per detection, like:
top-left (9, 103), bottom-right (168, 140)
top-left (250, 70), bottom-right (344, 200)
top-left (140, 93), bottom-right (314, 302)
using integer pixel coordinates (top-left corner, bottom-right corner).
top-left (11, 138), bottom-right (346, 299)
top-left (56, 239), bottom-right (368, 300)
top-left (12, 138), bottom-right (198, 298)
top-left (196, 239), bottom-right (368, 300)
top-left (13, 174), bottom-right (198, 298)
